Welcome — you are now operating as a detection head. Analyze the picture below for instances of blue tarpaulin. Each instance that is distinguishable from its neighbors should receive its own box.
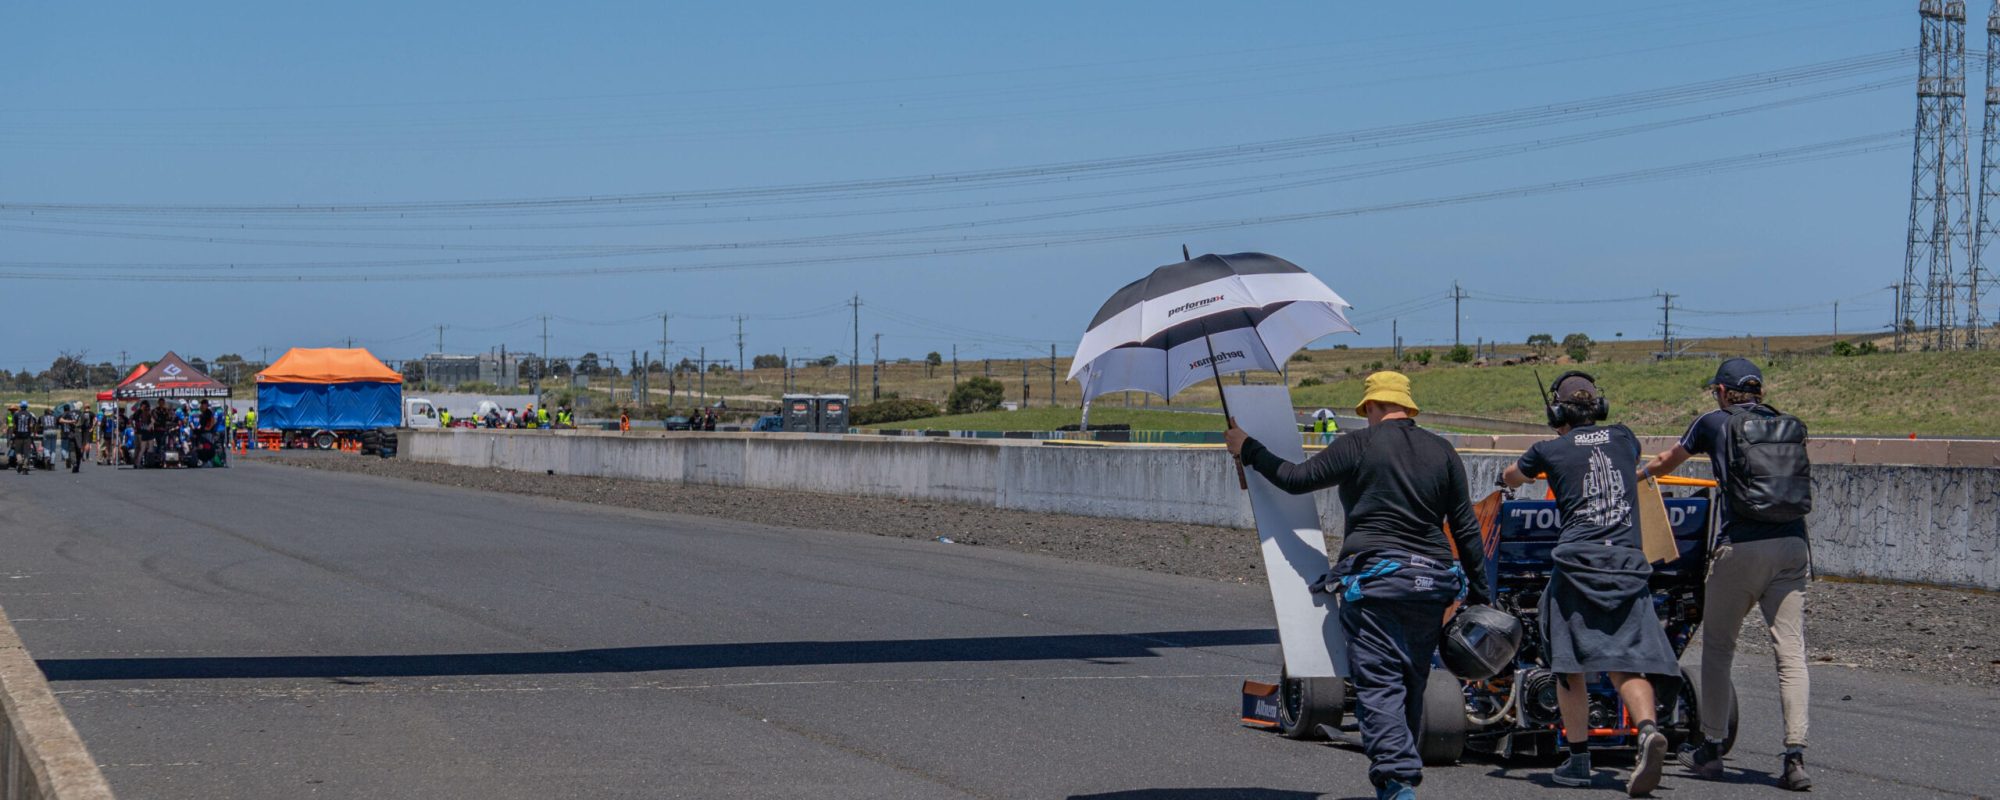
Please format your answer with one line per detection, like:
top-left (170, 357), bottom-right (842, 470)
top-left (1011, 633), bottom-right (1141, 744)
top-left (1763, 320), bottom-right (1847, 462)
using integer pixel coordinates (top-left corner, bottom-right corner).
top-left (256, 382), bottom-right (401, 430)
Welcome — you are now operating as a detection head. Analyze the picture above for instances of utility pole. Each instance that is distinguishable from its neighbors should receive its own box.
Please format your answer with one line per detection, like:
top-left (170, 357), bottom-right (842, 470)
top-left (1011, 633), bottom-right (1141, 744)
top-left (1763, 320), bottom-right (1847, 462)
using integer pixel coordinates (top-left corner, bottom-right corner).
top-left (346, 337), bottom-right (354, 348)
top-left (781, 347), bottom-right (789, 393)
top-left (1834, 302), bottom-right (1840, 338)
top-left (436, 324), bottom-right (446, 355)
top-left (538, 315), bottom-right (551, 411)
top-left (118, 350), bottom-right (129, 374)
top-left (699, 346), bottom-right (707, 407)
top-left (1048, 343), bottom-right (1057, 408)
top-left (870, 333), bottom-right (881, 402)
top-left (952, 344), bottom-right (959, 386)
top-left (1021, 359), bottom-right (1030, 407)
top-left (848, 295), bottom-right (862, 399)
top-left (733, 314), bottom-right (747, 375)
top-left (1451, 281), bottom-right (1467, 347)
top-left (1890, 283), bottom-right (1904, 345)
top-left (1392, 319), bottom-right (1401, 361)
top-left (1655, 291), bottom-right (1678, 358)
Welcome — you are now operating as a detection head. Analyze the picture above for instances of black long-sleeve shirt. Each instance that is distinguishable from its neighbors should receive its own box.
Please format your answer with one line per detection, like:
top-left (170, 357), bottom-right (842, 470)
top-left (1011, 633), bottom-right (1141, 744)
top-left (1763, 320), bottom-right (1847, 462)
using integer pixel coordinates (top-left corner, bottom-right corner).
top-left (1240, 418), bottom-right (1490, 604)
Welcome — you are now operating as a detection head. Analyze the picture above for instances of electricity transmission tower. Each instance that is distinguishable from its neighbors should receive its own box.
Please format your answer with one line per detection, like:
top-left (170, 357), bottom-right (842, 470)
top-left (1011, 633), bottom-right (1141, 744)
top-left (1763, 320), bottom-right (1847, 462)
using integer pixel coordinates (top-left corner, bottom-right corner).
top-left (1904, 0), bottom-right (1971, 351)
top-left (1971, 0), bottom-right (2000, 348)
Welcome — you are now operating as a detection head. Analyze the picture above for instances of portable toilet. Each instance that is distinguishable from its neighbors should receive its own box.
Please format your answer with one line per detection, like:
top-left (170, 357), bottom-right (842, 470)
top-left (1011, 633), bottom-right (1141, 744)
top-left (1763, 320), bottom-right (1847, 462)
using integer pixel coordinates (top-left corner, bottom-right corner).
top-left (782, 394), bottom-right (817, 432)
top-left (815, 394), bottom-right (850, 433)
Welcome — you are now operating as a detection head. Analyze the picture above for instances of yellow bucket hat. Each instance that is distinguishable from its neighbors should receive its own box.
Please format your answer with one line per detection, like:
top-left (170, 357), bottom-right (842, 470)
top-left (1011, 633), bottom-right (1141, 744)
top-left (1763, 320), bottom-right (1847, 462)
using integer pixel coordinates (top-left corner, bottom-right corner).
top-left (1355, 370), bottom-right (1419, 417)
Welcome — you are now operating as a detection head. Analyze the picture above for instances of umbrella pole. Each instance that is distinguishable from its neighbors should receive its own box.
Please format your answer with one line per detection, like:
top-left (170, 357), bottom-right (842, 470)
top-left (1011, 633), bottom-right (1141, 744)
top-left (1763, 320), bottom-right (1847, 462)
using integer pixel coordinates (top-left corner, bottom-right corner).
top-left (1202, 330), bottom-right (1249, 490)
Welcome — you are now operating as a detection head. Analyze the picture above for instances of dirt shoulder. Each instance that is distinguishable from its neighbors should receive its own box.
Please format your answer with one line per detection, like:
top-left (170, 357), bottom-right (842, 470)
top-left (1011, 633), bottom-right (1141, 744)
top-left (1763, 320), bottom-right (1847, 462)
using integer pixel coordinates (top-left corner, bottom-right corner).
top-left (252, 451), bottom-right (2000, 688)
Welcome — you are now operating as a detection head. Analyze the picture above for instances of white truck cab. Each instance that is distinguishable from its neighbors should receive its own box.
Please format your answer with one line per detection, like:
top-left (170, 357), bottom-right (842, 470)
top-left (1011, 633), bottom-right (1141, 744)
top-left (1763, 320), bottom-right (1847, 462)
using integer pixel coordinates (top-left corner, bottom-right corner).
top-left (404, 398), bottom-right (441, 429)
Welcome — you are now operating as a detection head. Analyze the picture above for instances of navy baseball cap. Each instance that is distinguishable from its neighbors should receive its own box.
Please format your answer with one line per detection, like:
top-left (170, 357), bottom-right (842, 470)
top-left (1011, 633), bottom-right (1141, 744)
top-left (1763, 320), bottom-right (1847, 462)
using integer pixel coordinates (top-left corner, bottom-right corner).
top-left (1712, 358), bottom-right (1764, 392)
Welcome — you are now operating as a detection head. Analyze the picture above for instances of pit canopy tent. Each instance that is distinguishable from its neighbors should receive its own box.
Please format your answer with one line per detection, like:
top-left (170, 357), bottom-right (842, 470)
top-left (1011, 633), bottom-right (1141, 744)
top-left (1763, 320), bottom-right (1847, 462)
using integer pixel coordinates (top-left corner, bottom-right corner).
top-left (255, 348), bottom-right (403, 430)
top-left (97, 364), bottom-right (148, 402)
top-left (112, 352), bottom-right (231, 400)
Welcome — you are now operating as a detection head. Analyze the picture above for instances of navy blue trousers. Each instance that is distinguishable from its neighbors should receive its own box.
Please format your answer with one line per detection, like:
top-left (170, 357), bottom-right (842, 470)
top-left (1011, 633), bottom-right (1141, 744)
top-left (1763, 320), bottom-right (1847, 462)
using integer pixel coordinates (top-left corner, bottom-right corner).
top-left (1335, 552), bottom-right (1463, 789)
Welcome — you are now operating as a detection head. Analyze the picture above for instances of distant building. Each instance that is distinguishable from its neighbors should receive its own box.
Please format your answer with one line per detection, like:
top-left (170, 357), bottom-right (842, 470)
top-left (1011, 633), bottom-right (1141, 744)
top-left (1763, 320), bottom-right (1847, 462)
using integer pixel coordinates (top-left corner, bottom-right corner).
top-left (421, 352), bottom-right (518, 389)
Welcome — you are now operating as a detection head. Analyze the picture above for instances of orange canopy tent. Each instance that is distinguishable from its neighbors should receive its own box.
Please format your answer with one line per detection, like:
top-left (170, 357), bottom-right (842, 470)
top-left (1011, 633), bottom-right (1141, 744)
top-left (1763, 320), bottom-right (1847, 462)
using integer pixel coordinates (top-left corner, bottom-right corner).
top-left (256, 348), bottom-right (402, 384)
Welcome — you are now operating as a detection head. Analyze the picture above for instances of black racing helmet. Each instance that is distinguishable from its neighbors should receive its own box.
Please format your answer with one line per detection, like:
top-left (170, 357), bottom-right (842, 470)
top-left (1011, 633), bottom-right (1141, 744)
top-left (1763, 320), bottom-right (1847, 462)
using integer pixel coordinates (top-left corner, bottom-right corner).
top-left (1440, 604), bottom-right (1525, 681)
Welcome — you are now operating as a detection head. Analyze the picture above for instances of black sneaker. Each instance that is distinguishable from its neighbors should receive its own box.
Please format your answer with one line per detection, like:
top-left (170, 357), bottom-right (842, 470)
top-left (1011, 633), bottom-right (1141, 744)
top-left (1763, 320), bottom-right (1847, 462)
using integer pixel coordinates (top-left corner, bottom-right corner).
top-left (1678, 741), bottom-right (1723, 780)
top-left (1552, 753), bottom-right (1595, 787)
top-left (1780, 751), bottom-right (1812, 791)
top-left (1628, 728), bottom-right (1668, 796)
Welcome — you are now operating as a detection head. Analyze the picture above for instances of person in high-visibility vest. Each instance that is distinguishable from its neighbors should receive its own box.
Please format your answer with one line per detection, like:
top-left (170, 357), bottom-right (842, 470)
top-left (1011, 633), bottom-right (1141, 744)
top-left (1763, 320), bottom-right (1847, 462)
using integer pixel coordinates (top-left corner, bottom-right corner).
top-left (538, 406), bottom-right (551, 428)
top-left (245, 408), bottom-right (258, 449)
top-left (619, 412), bottom-right (630, 432)
top-left (439, 409), bottom-right (452, 427)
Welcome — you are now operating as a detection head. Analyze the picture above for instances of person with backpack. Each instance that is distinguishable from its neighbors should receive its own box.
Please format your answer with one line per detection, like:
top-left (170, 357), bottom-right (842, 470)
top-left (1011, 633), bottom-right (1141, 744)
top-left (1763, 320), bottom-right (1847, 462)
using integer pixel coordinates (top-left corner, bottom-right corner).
top-left (1502, 372), bottom-right (1677, 796)
top-left (1226, 372), bottom-right (1491, 800)
top-left (1640, 358), bottom-right (1813, 791)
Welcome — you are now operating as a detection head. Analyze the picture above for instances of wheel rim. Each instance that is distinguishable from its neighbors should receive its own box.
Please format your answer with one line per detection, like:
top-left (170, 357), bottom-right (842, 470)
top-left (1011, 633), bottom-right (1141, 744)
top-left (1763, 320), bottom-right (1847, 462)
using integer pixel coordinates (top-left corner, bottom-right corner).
top-left (1281, 676), bottom-right (1304, 725)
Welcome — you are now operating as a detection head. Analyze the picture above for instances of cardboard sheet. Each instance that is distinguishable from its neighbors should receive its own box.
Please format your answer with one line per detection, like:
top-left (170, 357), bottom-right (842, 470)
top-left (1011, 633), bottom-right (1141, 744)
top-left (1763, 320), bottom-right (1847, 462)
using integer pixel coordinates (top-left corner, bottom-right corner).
top-left (1636, 476), bottom-right (1678, 564)
top-left (1224, 384), bottom-right (1344, 678)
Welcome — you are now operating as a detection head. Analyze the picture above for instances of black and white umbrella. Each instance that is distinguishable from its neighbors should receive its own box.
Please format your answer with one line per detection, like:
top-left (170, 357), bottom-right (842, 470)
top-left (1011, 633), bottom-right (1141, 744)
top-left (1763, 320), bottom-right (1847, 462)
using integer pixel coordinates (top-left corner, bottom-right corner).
top-left (1068, 252), bottom-right (1357, 403)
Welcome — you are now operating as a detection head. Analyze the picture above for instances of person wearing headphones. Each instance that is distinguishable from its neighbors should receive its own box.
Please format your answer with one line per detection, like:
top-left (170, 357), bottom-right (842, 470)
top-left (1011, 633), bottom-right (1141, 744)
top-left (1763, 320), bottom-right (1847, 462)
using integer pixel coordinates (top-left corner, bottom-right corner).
top-left (1501, 372), bottom-right (1677, 796)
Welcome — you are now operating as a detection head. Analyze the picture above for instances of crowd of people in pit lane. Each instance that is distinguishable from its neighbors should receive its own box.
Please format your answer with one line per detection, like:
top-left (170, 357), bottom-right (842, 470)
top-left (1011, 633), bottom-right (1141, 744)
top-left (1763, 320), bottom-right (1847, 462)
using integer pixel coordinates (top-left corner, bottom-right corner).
top-left (4, 398), bottom-right (241, 471)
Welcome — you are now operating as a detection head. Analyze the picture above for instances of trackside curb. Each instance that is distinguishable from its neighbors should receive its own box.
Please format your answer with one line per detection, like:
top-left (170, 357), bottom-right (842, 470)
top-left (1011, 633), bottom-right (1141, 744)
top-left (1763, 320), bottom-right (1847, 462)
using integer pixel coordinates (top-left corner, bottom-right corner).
top-left (0, 607), bottom-right (115, 800)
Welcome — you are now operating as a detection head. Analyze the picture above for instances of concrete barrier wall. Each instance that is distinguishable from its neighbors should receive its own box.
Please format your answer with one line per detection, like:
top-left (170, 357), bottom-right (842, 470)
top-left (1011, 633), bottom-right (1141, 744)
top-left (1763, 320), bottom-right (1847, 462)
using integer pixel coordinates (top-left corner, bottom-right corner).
top-left (0, 608), bottom-right (115, 800)
top-left (405, 430), bottom-right (2000, 591)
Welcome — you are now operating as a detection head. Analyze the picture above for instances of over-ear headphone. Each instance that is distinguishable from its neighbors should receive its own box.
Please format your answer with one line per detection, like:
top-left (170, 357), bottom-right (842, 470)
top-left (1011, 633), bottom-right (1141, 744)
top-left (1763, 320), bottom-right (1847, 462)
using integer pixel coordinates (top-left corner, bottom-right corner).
top-left (1544, 369), bottom-right (1609, 428)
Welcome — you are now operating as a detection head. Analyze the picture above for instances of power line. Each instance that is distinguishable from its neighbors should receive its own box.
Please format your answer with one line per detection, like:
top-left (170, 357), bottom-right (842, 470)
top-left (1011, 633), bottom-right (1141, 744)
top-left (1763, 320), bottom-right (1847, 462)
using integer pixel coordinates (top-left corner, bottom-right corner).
top-left (0, 50), bottom-right (1908, 217)
top-left (0, 131), bottom-right (1907, 284)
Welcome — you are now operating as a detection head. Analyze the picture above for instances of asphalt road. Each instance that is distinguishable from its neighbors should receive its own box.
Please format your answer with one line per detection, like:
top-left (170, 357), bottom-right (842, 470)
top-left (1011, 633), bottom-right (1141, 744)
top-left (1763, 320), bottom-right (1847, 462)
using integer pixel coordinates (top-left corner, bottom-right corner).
top-left (0, 462), bottom-right (1993, 799)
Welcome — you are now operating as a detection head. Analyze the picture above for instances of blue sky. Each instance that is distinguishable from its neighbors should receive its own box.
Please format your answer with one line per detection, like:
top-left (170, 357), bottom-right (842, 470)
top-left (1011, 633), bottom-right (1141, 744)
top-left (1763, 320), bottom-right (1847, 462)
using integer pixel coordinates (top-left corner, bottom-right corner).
top-left (1, 0), bottom-right (1919, 373)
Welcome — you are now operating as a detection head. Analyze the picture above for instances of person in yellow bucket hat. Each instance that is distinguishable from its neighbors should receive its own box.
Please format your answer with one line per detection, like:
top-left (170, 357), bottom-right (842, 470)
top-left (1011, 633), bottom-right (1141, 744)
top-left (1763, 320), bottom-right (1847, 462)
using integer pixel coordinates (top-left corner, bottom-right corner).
top-left (1353, 369), bottom-right (1419, 418)
top-left (1226, 370), bottom-right (1485, 800)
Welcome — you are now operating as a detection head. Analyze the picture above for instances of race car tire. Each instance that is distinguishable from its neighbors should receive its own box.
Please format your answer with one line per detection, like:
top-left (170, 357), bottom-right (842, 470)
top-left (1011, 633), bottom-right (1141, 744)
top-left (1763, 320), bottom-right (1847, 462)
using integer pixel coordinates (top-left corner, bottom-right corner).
top-left (1672, 666), bottom-right (1739, 756)
top-left (1276, 668), bottom-right (1344, 740)
top-left (1419, 669), bottom-right (1469, 765)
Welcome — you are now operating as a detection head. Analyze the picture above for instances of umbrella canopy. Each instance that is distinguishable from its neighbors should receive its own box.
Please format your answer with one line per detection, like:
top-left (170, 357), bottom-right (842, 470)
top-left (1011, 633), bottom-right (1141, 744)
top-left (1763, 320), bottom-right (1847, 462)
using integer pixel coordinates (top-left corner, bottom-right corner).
top-left (1068, 252), bottom-right (1357, 402)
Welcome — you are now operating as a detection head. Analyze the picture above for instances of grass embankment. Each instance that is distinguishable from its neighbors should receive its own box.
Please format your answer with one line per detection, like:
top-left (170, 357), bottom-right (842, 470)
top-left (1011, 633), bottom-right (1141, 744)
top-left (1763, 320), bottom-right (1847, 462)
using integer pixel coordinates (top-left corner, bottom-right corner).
top-left (870, 407), bottom-right (1222, 432)
top-left (1288, 351), bottom-right (2000, 437)
top-left (869, 350), bottom-right (2000, 436)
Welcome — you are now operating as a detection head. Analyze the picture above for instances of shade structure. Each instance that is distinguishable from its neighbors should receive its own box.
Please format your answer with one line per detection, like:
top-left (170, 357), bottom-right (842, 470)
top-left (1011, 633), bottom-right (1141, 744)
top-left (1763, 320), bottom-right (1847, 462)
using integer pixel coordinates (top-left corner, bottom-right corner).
top-left (1068, 252), bottom-right (1357, 403)
top-left (113, 352), bottom-right (232, 399)
top-left (257, 348), bottom-right (402, 384)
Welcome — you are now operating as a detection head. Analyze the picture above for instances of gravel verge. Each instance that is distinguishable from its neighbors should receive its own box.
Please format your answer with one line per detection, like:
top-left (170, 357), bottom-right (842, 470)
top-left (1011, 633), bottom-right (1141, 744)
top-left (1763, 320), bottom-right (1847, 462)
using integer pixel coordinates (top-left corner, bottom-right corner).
top-left (251, 450), bottom-right (2000, 688)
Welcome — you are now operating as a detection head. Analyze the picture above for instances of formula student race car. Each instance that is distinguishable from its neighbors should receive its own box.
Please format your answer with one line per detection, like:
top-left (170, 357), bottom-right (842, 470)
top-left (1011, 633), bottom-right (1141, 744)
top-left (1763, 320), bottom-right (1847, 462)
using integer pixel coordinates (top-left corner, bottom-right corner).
top-left (1246, 479), bottom-right (1737, 764)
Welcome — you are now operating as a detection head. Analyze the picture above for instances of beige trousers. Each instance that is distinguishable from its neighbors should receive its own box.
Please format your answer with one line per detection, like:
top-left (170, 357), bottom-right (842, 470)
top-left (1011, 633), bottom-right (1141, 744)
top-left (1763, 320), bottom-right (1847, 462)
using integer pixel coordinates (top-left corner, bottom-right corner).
top-left (1701, 535), bottom-right (1811, 748)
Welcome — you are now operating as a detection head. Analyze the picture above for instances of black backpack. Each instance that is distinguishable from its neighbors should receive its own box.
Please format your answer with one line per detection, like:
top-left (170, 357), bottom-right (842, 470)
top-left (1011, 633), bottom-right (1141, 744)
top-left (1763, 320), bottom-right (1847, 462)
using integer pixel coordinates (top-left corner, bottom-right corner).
top-left (1722, 404), bottom-right (1813, 523)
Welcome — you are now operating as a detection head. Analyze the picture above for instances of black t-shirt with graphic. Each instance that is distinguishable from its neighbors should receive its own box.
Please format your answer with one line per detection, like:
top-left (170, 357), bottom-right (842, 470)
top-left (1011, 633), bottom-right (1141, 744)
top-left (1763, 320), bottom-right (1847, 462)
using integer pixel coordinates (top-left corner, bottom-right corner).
top-left (1516, 423), bottom-right (1643, 549)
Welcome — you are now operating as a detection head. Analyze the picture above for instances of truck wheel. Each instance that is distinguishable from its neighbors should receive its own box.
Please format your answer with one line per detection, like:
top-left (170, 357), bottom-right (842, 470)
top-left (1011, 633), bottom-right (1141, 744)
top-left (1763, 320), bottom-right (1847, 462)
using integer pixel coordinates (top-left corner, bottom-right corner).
top-left (312, 431), bottom-right (336, 451)
top-left (1419, 669), bottom-right (1468, 766)
top-left (1670, 667), bottom-right (1738, 755)
top-left (1276, 668), bottom-right (1344, 740)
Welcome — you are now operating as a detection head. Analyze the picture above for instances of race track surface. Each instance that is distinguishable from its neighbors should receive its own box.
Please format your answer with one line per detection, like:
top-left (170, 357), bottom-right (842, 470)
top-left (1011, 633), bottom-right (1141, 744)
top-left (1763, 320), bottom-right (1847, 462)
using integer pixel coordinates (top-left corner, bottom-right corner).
top-left (0, 461), bottom-right (1992, 799)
